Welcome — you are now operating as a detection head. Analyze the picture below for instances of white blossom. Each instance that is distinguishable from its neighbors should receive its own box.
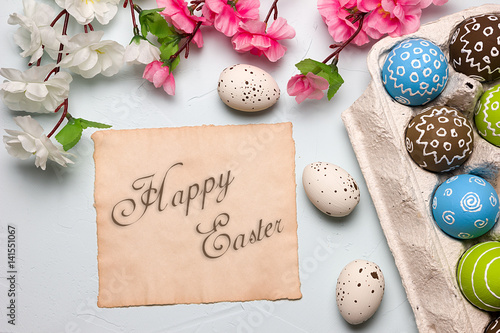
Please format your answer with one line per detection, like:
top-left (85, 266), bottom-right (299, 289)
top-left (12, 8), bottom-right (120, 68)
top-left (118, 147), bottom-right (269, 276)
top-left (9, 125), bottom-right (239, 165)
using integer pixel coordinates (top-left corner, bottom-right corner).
top-left (8, 0), bottom-right (62, 64)
top-left (0, 64), bottom-right (72, 113)
top-left (58, 31), bottom-right (125, 79)
top-left (3, 116), bottom-right (73, 170)
top-left (55, 0), bottom-right (120, 25)
top-left (124, 36), bottom-right (161, 65)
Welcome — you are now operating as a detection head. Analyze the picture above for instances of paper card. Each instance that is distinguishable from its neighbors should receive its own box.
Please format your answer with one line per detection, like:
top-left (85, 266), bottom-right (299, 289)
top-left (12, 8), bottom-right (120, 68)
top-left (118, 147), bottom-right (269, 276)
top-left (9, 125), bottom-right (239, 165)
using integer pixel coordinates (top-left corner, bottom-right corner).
top-left (92, 122), bottom-right (301, 307)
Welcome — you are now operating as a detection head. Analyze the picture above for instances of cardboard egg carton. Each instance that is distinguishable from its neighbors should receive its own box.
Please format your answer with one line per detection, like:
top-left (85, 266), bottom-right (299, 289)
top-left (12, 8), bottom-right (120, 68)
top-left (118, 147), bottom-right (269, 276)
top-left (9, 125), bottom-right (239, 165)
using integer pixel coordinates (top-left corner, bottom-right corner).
top-left (341, 5), bottom-right (500, 333)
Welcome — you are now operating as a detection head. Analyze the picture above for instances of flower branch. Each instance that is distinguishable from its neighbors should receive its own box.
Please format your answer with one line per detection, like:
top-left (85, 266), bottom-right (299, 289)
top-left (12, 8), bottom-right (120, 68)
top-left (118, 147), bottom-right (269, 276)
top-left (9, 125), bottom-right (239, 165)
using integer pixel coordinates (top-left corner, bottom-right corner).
top-left (47, 99), bottom-right (69, 138)
top-left (287, 0), bottom-right (448, 104)
top-left (264, 0), bottom-right (279, 24)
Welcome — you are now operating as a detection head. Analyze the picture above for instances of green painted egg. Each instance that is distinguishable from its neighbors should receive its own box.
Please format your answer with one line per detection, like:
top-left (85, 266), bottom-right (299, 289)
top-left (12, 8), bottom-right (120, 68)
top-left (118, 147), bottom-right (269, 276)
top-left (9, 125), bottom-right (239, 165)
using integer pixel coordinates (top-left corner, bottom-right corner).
top-left (475, 84), bottom-right (500, 146)
top-left (457, 241), bottom-right (500, 312)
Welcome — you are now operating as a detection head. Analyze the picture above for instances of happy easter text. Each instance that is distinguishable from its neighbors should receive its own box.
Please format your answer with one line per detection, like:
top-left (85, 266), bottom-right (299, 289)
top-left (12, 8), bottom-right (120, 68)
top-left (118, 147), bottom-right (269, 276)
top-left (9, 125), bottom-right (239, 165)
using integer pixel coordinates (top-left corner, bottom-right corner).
top-left (110, 162), bottom-right (283, 258)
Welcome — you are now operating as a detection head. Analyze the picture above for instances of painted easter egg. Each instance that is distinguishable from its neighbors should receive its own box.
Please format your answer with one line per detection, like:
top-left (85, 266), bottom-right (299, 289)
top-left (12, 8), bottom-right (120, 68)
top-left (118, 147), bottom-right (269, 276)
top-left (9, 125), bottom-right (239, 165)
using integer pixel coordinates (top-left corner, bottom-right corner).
top-left (382, 38), bottom-right (449, 106)
top-left (405, 105), bottom-right (474, 173)
top-left (217, 64), bottom-right (280, 112)
top-left (432, 174), bottom-right (499, 240)
top-left (302, 162), bottom-right (360, 217)
top-left (449, 14), bottom-right (500, 82)
top-left (336, 260), bottom-right (385, 325)
top-left (485, 317), bottom-right (500, 333)
top-left (475, 83), bottom-right (500, 147)
top-left (456, 241), bottom-right (500, 312)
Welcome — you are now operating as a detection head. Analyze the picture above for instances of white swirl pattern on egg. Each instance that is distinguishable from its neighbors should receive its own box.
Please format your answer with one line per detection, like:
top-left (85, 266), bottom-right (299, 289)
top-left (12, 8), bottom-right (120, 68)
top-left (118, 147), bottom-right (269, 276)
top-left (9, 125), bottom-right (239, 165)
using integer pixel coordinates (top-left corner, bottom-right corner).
top-left (432, 174), bottom-right (499, 239)
top-left (457, 242), bottom-right (500, 312)
top-left (475, 84), bottom-right (500, 146)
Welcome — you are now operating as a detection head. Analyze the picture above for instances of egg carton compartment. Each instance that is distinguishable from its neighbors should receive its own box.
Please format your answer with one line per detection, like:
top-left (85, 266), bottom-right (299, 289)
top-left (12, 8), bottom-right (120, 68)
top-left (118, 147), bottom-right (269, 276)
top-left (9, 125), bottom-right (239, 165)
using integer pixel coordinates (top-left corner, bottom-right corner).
top-left (341, 5), bottom-right (500, 333)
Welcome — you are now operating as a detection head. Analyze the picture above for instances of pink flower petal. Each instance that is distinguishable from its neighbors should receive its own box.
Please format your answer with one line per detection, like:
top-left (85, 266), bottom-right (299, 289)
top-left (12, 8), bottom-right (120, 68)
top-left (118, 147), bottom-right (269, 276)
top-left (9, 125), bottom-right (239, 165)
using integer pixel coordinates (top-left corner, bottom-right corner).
top-left (251, 35), bottom-right (272, 50)
top-left (306, 72), bottom-right (330, 90)
top-left (214, 5), bottom-right (240, 36)
top-left (236, 0), bottom-right (260, 20)
top-left (163, 72), bottom-right (175, 95)
top-left (239, 20), bottom-right (267, 34)
top-left (266, 17), bottom-right (296, 40)
top-left (231, 32), bottom-right (254, 52)
top-left (264, 40), bottom-right (286, 62)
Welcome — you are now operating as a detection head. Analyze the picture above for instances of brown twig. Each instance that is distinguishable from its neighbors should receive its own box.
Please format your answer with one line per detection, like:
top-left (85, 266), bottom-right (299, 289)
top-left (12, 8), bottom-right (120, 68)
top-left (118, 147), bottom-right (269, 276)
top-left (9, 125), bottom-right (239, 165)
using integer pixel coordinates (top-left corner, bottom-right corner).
top-left (45, 10), bottom-right (70, 80)
top-left (47, 99), bottom-right (69, 138)
top-left (264, 0), bottom-right (279, 24)
top-left (169, 21), bottom-right (203, 61)
top-left (322, 13), bottom-right (365, 64)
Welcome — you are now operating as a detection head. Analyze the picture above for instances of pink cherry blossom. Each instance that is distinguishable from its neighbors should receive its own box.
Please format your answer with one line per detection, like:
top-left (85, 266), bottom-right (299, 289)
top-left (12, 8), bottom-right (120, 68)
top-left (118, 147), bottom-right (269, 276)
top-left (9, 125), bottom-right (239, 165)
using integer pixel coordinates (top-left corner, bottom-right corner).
top-left (157, 0), bottom-right (205, 47)
top-left (360, 0), bottom-right (423, 37)
top-left (202, 0), bottom-right (260, 37)
top-left (317, 0), bottom-right (370, 46)
top-left (143, 61), bottom-right (175, 95)
top-left (287, 73), bottom-right (330, 104)
top-left (418, 0), bottom-right (448, 8)
top-left (231, 17), bottom-right (295, 62)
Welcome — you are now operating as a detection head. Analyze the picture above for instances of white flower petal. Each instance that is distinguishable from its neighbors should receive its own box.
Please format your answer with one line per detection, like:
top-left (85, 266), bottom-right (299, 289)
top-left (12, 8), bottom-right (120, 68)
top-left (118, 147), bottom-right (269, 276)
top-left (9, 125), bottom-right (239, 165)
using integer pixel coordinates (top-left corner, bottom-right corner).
top-left (34, 139), bottom-right (49, 170)
top-left (2, 81), bottom-right (28, 94)
top-left (3, 136), bottom-right (32, 159)
top-left (0, 68), bottom-right (23, 81)
top-left (59, 33), bottom-right (123, 78)
top-left (125, 38), bottom-right (160, 65)
top-left (14, 115), bottom-right (44, 137)
top-left (41, 136), bottom-right (73, 166)
top-left (8, 0), bottom-right (59, 63)
top-left (3, 116), bottom-right (72, 169)
top-left (0, 65), bottom-right (68, 113)
top-left (25, 82), bottom-right (49, 101)
top-left (78, 51), bottom-right (99, 71)
top-left (55, 0), bottom-right (119, 25)
top-left (18, 133), bottom-right (37, 153)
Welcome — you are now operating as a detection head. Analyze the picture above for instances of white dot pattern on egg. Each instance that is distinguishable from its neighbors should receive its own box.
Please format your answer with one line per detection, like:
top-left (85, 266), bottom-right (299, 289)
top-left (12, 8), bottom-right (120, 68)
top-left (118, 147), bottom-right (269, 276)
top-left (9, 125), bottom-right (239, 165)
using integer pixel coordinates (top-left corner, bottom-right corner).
top-left (217, 64), bottom-right (280, 112)
top-left (449, 14), bottom-right (500, 82)
top-left (302, 162), bottom-right (360, 217)
top-left (382, 38), bottom-right (449, 106)
top-left (336, 260), bottom-right (385, 325)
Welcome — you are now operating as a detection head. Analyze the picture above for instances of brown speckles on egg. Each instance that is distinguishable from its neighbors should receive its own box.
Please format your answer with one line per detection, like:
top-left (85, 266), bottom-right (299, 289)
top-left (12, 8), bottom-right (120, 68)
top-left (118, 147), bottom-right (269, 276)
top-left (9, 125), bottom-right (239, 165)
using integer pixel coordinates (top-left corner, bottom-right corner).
top-left (303, 162), bottom-right (361, 217)
top-left (336, 260), bottom-right (385, 325)
top-left (217, 64), bottom-right (280, 112)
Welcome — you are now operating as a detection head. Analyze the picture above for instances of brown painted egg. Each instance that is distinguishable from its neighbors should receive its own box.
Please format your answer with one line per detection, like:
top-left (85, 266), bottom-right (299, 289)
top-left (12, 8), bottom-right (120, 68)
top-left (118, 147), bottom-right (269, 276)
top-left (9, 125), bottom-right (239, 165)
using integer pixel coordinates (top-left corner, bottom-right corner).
top-left (485, 316), bottom-right (500, 333)
top-left (449, 14), bottom-right (500, 82)
top-left (405, 106), bottom-right (474, 173)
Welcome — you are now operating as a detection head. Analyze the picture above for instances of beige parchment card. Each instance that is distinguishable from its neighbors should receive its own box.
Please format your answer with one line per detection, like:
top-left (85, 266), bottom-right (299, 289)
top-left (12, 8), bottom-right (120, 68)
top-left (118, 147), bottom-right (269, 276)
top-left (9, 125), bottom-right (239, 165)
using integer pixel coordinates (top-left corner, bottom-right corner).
top-left (92, 122), bottom-right (301, 307)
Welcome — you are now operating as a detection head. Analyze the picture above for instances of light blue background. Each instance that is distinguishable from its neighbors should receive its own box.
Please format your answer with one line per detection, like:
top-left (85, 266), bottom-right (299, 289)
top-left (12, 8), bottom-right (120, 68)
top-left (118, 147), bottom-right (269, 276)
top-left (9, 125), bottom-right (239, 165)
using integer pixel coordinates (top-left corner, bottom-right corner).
top-left (0, 1), bottom-right (491, 332)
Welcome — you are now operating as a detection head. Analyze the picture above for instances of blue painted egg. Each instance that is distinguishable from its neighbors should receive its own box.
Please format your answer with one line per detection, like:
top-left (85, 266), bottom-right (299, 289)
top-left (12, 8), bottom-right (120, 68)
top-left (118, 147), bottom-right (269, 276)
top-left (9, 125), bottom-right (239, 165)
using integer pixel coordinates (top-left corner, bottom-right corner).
top-left (432, 174), bottom-right (499, 240)
top-left (382, 38), bottom-right (449, 106)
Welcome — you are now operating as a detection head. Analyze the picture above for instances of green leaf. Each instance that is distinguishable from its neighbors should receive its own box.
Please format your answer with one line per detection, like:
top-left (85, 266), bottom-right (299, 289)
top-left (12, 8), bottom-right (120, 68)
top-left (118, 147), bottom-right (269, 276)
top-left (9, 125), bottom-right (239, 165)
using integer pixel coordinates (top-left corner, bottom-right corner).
top-left (79, 119), bottom-right (112, 130)
top-left (326, 72), bottom-right (344, 100)
top-left (169, 55), bottom-right (181, 72)
top-left (55, 118), bottom-right (83, 151)
top-left (295, 58), bottom-right (345, 101)
top-left (55, 118), bottom-right (111, 151)
top-left (139, 10), bottom-right (178, 39)
top-left (295, 59), bottom-right (332, 76)
top-left (159, 42), bottom-right (180, 71)
top-left (325, 62), bottom-right (344, 100)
